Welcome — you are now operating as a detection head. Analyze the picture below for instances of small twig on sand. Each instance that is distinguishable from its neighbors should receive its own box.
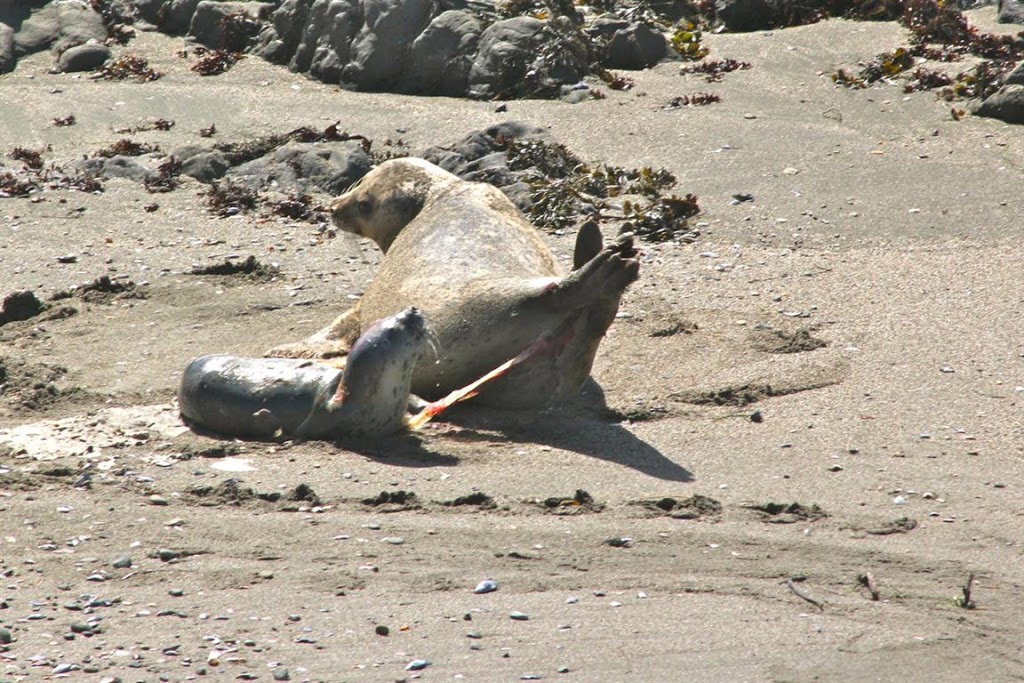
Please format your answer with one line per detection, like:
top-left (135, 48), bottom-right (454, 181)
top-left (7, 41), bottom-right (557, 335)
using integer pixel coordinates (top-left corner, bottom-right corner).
top-left (784, 577), bottom-right (825, 611)
top-left (858, 571), bottom-right (880, 601)
top-left (957, 573), bottom-right (977, 609)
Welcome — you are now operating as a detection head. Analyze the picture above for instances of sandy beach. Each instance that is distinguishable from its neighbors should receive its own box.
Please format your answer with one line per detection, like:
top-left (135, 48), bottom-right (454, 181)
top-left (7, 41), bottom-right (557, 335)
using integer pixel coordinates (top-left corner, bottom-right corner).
top-left (2, 6), bottom-right (1024, 681)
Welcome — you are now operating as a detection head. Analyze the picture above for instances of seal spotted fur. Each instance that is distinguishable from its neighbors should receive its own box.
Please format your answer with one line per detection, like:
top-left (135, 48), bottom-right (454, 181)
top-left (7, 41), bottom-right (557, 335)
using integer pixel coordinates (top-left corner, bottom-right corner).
top-left (269, 158), bottom-right (639, 409)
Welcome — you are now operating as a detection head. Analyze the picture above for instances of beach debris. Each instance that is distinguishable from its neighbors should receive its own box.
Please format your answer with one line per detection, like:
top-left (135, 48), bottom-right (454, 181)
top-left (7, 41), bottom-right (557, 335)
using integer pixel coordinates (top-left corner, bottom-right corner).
top-left (784, 576), bottom-right (824, 611)
top-left (744, 501), bottom-right (827, 523)
top-left (509, 611), bottom-right (530, 621)
top-left (858, 572), bottom-right (880, 601)
top-left (865, 517), bottom-right (917, 535)
top-left (681, 58), bottom-right (752, 82)
top-left (474, 579), bottom-right (499, 594)
top-left (375, 624), bottom-right (390, 636)
top-left (956, 574), bottom-right (977, 609)
top-left (94, 54), bottom-right (162, 82)
top-left (661, 93), bottom-right (721, 108)
top-left (443, 492), bottom-right (497, 509)
top-left (539, 489), bottom-right (603, 513)
top-left (631, 494), bottom-right (722, 519)
top-left (406, 659), bottom-right (432, 671)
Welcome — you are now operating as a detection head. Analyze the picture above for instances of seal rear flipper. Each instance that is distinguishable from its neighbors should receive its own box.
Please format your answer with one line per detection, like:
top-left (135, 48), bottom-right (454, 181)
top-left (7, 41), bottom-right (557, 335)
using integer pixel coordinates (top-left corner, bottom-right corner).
top-left (572, 218), bottom-right (603, 270)
top-left (535, 233), bottom-right (639, 313)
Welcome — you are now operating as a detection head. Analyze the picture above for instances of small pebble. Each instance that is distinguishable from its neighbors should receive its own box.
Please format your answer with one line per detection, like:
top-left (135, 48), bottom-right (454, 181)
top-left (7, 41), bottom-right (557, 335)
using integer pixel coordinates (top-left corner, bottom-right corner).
top-left (558, 666), bottom-right (570, 674)
top-left (0, 628), bottom-right (13, 644)
top-left (375, 625), bottom-right (390, 636)
top-left (112, 555), bottom-right (132, 568)
top-left (382, 536), bottom-right (405, 545)
top-left (406, 659), bottom-right (431, 671)
top-left (169, 588), bottom-right (184, 597)
top-left (149, 494), bottom-right (169, 506)
top-left (509, 611), bottom-right (529, 621)
top-left (474, 579), bottom-right (498, 594)
top-left (272, 667), bottom-right (291, 681)
top-left (466, 631), bottom-right (482, 639)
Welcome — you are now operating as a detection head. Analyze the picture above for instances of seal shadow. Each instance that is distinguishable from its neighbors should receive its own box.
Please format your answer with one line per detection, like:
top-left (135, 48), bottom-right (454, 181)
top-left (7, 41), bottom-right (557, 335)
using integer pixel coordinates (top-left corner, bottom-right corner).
top-left (437, 379), bottom-right (694, 483)
top-left (181, 414), bottom-right (460, 467)
top-left (339, 433), bottom-right (460, 467)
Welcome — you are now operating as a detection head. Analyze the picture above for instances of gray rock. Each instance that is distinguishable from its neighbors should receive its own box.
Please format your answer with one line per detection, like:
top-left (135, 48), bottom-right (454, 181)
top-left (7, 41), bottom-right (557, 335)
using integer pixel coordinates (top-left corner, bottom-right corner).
top-left (604, 22), bottom-right (667, 70)
top-left (342, 0), bottom-right (434, 90)
top-left (397, 10), bottom-right (482, 96)
top-left (975, 84), bottom-right (1024, 124)
top-left (998, 0), bottom-right (1024, 23)
top-left (132, 0), bottom-right (169, 25)
top-left (255, 0), bottom-right (595, 98)
top-left (420, 122), bottom-right (552, 211)
top-left (257, 0), bottom-right (361, 83)
top-left (179, 149), bottom-right (229, 182)
top-left (226, 141), bottom-right (371, 195)
top-left (57, 43), bottom-right (111, 73)
top-left (12, 2), bottom-right (106, 57)
top-left (1006, 61), bottom-right (1024, 86)
top-left (72, 156), bottom-right (156, 183)
top-left (189, 1), bottom-right (272, 50)
top-left (163, 0), bottom-right (203, 34)
top-left (0, 23), bottom-right (14, 74)
top-left (714, 0), bottom-right (773, 32)
top-left (467, 17), bottom-right (588, 99)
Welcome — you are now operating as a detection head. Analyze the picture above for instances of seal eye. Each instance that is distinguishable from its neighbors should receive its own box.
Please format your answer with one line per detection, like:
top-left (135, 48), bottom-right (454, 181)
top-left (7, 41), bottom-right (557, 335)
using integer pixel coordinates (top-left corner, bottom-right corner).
top-left (357, 198), bottom-right (374, 215)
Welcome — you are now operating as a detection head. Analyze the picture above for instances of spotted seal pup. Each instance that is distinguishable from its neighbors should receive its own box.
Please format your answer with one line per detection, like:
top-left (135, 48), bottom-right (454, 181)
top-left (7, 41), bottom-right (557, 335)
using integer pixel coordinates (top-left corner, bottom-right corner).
top-left (179, 308), bottom-right (430, 439)
top-left (269, 158), bottom-right (639, 409)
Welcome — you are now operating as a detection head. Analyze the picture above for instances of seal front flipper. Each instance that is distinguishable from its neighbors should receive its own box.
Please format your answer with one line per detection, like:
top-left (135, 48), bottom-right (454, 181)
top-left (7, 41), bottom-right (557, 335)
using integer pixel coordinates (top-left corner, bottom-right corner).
top-left (266, 300), bottom-right (363, 359)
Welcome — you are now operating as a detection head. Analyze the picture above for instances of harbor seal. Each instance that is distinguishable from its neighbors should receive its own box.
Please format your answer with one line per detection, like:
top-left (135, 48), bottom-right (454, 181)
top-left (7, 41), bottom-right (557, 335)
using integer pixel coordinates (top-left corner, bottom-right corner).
top-left (180, 308), bottom-right (431, 439)
top-left (268, 157), bottom-right (639, 409)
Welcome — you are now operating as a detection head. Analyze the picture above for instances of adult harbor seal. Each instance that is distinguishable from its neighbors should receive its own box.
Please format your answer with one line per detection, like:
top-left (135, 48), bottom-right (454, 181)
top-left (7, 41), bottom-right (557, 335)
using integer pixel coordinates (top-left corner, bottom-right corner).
top-left (269, 157), bottom-right (639, 409)
top-left (179, 308), bottom-right (431, 439)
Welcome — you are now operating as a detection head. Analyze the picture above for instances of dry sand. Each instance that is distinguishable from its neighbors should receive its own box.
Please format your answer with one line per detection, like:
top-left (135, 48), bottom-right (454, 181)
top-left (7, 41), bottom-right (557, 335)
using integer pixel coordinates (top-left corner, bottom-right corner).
top-left (2, 8), bottom-right (1024, 682)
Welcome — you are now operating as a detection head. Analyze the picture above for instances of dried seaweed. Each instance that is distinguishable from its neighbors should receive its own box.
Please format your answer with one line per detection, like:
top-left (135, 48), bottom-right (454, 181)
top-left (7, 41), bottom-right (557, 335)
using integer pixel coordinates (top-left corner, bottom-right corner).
top-left (680, 58), bottom-right (751, 82)
top-left (670, 22), bottom-right (709, 61)
top-left (144, 158), bottom-right (182, 193)
top-left (205, 180), bottom-right (259, 217)
top-left (93, 139), bottom-right (158, 158)
top-left (52, 115), bottom-right (76, 127)
top-left (95, 54), bottom-right (161, 82)
top-left (191, 49), bottom-right (242, 76)
top-left (488, 135), bottom-right (698, 238)
top-left (213, 123), bottom-right (371, 166)
top-left (662, 93), bottom-right (721, 108)
top-left (9, 147), bottom-right (44, 170)
top-left (0, 172), bottom-right (39, 198)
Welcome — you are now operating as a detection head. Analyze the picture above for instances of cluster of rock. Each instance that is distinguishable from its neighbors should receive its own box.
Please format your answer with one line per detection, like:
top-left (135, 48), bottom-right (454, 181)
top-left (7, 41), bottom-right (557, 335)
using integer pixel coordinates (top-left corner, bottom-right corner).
top-left (1, 0), bottom-right (675, 99)
top-left (974, 61), bottom-right (1024, 124)
top-left (2, 0), bottom-right (1022, 120)
top-left (67, 137), bottom-right (372, 200)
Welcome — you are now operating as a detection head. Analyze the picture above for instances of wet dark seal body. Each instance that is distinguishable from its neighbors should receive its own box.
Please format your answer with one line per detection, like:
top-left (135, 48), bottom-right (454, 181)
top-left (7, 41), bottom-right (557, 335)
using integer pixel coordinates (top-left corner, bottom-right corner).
top-left (180, 308), bottom-right (428, 439)
top-left (268, 158), bottom-right (639, 409)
